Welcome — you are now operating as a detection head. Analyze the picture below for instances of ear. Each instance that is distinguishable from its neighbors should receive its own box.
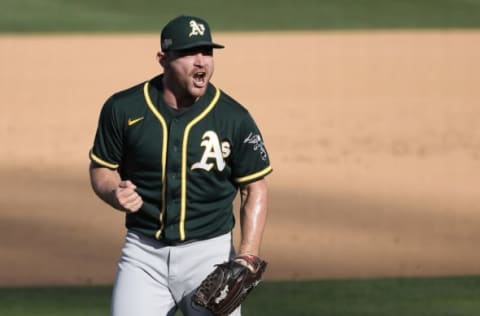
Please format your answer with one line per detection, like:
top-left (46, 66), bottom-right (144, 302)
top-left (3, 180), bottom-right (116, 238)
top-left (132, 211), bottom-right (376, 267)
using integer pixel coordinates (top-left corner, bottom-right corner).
top-left (157, 51), bottom-right (166, 67)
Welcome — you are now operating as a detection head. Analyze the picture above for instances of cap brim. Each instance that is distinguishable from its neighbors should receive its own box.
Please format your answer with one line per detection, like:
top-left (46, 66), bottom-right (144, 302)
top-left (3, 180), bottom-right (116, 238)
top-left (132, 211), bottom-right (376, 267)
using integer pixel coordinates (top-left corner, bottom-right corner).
top-left (169, 41), bottom-right (224, 51)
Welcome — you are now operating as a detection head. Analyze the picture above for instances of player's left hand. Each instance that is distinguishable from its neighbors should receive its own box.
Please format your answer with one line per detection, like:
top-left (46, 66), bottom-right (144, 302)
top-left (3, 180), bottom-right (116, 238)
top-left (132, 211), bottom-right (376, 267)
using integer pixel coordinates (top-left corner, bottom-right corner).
top-left (192, 254), bottom-right (267, 316)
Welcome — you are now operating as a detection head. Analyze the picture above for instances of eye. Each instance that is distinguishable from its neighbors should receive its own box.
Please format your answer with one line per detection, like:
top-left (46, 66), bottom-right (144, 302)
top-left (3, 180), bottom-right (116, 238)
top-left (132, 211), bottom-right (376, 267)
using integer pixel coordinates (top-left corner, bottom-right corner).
top-left (200, 48), bottom-right (213, 56)
top-left (177, 47), bottom-right (213, 57)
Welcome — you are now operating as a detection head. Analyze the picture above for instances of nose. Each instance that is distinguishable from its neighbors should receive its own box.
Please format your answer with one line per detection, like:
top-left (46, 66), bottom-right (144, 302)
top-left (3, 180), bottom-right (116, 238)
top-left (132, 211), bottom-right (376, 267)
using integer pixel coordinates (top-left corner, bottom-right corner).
top-left (193, 52), bottom-right (206, 66)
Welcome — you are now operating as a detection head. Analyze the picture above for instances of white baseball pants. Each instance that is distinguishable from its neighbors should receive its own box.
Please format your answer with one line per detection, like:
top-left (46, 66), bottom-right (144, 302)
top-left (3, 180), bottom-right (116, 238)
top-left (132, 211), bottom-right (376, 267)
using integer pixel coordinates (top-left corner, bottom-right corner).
top-left (110, 230), bottom-right (241, 316)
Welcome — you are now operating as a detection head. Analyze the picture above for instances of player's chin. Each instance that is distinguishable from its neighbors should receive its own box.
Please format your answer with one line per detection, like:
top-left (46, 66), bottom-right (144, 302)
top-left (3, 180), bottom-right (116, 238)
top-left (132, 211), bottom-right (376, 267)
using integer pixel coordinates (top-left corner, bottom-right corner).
top-left (189, 85), bottom-right (208, 98)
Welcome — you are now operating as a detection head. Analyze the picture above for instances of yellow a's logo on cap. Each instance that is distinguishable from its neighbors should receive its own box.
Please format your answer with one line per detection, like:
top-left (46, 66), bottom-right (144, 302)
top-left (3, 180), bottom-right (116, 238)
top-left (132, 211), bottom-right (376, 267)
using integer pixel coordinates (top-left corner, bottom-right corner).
top-left (189, 20), bottom-right (205, 37)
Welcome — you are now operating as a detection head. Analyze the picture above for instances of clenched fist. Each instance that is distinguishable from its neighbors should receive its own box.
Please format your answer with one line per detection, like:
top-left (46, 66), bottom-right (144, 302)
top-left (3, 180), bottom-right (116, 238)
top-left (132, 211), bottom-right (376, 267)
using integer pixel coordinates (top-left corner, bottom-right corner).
top-left (114, 180), bottom-right (143, 213)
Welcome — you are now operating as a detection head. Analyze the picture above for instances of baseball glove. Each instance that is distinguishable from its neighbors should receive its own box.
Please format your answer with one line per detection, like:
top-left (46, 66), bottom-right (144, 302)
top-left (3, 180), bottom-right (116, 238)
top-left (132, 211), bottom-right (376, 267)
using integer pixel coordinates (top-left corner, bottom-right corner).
top-left (192, 254), bottom-right (267, 316)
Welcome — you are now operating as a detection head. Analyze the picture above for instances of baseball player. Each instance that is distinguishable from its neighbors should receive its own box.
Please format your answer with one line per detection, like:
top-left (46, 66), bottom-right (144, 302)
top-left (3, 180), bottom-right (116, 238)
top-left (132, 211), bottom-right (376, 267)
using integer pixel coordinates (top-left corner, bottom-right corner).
top-left (89, 15), bottom-right (272, 316)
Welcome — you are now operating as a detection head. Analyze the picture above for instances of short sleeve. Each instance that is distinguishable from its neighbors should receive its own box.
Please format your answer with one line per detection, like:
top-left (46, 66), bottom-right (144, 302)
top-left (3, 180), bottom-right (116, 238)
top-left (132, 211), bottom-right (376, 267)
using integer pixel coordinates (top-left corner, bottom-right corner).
top-left (89, 96), bottom-right (123, 169)
top-left (231, 112), bottom-right (273, 184)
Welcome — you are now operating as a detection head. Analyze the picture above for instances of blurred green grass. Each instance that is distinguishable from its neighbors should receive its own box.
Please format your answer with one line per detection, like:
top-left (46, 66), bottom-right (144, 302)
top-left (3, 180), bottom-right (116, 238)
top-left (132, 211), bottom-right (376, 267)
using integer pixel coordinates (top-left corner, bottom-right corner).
top-left (2, 0), bottom-right (480, 33)
top-left (1, 276), bottom-right (480, 315)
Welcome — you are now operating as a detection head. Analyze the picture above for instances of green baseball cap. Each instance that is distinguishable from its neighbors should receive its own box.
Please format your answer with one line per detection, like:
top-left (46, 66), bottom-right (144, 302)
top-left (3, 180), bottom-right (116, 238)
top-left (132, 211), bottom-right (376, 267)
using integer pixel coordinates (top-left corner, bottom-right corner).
top-left (161, 15), bottom-right (224, 51)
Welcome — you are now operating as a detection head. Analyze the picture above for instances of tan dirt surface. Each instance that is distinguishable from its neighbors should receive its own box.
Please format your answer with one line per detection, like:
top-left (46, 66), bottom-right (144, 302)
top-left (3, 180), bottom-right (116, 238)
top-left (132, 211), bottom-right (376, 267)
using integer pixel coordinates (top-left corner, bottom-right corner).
top-left (1, 31), bottom-right (480, 285)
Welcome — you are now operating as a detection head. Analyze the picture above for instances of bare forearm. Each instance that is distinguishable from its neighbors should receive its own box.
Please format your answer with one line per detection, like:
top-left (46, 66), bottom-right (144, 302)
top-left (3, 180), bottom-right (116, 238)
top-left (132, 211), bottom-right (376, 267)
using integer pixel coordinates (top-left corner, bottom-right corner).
top-left (89, 162), bottom-right (122, 209)
top-left (238, 178), bottom-right (268, 257)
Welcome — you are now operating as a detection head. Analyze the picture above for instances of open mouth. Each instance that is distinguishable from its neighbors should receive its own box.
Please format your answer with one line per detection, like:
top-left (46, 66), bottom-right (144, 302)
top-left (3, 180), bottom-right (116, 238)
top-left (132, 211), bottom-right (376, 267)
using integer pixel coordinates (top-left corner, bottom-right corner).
top-left (193, 71), bottom-right (207, 86)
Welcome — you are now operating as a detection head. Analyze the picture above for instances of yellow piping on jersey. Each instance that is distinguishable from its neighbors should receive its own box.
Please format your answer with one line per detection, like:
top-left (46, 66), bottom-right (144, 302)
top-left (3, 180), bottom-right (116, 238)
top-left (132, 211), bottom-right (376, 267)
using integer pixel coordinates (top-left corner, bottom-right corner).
top-left (234, 166), bottom-right (273, 183)
top-left (90, 150), bottom-right (119, 169)
top-left (179, 87), bottom-right (221, 241)
top-left (143, 81), bottom-right (168, 240)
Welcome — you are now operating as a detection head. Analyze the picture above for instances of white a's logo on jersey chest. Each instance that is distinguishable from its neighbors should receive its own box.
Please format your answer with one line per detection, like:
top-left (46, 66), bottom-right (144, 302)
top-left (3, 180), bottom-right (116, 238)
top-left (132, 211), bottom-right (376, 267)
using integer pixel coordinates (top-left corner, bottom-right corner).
top-left (191, 131), bottom-right (231, 172)
top-left (189, 20), bottom-right (205, 37)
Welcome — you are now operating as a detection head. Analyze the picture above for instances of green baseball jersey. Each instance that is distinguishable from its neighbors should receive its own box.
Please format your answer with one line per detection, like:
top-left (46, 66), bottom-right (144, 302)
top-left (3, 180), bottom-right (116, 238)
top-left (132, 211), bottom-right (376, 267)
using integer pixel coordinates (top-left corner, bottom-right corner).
top-left (90, 75), bottom-right (272, 244)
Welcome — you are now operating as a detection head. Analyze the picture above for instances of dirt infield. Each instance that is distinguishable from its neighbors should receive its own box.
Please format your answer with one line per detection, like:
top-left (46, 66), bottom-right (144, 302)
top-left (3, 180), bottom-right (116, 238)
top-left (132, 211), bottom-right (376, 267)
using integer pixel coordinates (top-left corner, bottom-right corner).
top-left (1, 31), bottom-right (480, 285)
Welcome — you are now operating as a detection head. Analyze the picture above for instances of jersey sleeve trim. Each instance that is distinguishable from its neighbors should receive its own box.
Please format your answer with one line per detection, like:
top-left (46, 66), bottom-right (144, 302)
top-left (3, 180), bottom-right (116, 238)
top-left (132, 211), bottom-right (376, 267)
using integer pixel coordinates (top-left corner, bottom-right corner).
top-left (89, 150), bottom-right (119, 169)
top-left (234, 165), bottom-right (273, 184)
